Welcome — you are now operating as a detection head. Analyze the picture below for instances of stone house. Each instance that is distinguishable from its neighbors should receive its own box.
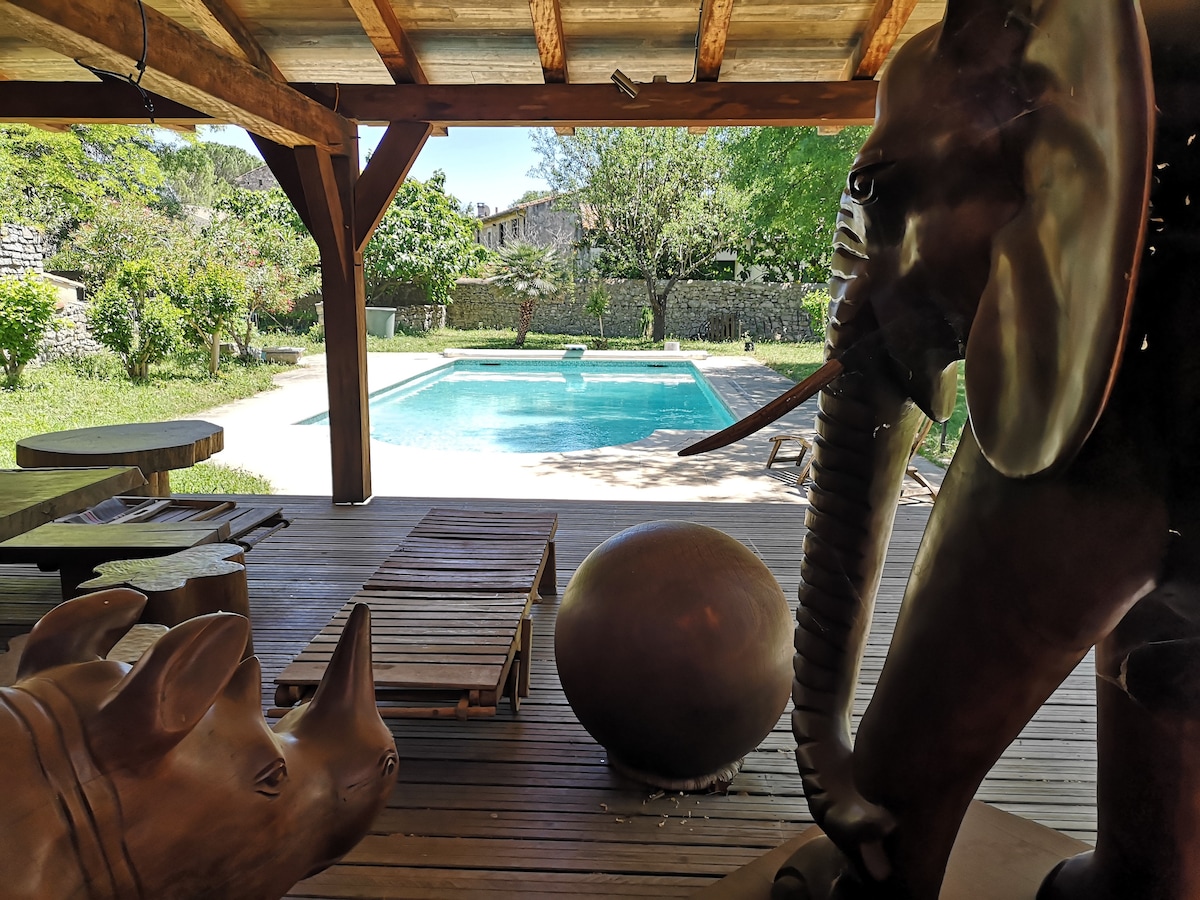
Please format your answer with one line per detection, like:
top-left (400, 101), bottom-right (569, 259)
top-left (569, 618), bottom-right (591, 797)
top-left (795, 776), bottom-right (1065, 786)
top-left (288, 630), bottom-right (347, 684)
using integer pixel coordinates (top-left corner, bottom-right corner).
top-left (474, 196), bottom-right (582, 253)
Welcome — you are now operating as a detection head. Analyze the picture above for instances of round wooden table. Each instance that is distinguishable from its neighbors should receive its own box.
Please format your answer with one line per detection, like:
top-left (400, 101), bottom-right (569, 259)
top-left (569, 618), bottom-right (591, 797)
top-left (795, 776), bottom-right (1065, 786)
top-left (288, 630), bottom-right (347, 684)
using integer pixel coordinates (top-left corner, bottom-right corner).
top-left (16, 420), bottom-right (224, 497)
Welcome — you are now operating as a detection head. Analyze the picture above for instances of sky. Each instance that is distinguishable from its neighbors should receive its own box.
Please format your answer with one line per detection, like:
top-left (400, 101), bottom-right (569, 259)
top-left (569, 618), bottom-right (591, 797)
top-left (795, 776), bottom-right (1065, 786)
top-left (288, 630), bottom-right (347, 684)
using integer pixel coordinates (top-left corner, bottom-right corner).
top-left (197, 124), bottom-right (551, 214)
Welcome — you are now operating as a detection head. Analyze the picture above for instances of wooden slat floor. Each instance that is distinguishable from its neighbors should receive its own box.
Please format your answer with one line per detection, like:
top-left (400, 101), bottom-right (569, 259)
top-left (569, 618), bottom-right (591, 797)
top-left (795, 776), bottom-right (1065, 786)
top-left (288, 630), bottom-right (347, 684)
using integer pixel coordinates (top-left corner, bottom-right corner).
top-left (0, 495), bottom-right (1099, 898)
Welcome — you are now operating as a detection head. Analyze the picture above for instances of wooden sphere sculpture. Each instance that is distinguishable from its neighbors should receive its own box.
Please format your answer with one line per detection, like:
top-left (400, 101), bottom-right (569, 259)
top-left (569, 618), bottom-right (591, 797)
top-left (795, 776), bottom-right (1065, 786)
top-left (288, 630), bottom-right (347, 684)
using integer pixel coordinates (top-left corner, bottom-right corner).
top-left (555, 520), bottom-right (793, 790)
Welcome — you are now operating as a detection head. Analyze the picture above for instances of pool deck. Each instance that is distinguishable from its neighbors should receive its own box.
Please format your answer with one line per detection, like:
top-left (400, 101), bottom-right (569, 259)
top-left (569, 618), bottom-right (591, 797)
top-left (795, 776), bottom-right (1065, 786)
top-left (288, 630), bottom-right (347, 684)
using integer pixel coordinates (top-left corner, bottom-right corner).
top-left (199, 351), bottom-right (947, 502)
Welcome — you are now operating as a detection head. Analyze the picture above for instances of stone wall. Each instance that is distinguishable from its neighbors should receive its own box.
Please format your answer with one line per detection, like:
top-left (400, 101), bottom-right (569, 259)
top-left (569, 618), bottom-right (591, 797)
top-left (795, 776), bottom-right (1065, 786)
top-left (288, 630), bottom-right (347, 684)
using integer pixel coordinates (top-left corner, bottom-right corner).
top-left (39, 288), bottom-right (104, 361)
top-left (0, 223), bottom-right (45, 275)
top-left (444, 278), bottom-right (825, 342)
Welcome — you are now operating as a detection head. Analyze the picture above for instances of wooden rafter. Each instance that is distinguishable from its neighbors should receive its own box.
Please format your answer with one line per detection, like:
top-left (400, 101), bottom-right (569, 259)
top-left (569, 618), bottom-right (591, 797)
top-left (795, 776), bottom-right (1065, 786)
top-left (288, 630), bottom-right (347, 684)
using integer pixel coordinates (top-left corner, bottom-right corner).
top-left (528, 0), bottom-right (568, 84)
top-left (296, 81), bottom-right (878, 127)
top-left (173, 0), bottom-right (284, 81)
top-left (1, 0), bottom-right (351, 149)
top-left (353, 122), bottom-right (431, 253)
top-left (344, 0), bottom-right (427, 84)
top-left (695, 0), bottom-right (735, 82)
top-left (851, 0), bottom-right (919, 79)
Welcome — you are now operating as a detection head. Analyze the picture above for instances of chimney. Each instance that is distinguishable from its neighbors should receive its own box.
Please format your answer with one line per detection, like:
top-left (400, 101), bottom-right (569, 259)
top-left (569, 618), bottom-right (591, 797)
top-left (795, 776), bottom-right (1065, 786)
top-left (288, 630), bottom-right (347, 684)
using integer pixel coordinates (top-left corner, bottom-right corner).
top-left (476, 203), bottom-right (491, 217)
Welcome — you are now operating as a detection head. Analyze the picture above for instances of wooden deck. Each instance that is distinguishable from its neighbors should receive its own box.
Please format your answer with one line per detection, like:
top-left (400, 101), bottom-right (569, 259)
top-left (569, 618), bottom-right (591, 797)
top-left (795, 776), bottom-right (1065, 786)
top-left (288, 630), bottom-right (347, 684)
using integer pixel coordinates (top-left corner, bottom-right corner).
top-left (0, 495), bottom-right (1098, 898)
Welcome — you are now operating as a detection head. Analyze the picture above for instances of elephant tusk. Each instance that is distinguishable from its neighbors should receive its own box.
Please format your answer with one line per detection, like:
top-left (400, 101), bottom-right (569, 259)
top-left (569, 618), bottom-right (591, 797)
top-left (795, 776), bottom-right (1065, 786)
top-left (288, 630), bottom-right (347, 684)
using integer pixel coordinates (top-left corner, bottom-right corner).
top-left (678, 357), bottom-right (845, 456)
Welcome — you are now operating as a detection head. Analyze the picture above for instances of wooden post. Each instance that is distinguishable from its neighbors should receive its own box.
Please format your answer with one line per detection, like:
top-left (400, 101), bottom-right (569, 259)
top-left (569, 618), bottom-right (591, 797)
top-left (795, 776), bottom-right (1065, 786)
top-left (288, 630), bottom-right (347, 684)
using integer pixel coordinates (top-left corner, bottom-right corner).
top-left (252, 124), bottom-right (430, 504)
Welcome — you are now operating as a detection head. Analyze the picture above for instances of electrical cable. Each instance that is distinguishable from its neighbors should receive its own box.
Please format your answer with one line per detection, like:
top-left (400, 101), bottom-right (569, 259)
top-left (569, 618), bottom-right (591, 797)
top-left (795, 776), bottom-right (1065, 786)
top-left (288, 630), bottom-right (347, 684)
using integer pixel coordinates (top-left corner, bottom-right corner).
top-left (74, 0), bottom-right (155, 122)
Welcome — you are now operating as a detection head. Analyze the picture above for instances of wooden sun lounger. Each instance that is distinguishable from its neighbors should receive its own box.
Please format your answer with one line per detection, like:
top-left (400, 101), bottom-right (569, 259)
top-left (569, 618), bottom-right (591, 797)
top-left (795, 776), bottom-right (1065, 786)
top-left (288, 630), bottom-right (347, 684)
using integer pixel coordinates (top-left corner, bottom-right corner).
top-left (273, 507), bottom-right (557, 719)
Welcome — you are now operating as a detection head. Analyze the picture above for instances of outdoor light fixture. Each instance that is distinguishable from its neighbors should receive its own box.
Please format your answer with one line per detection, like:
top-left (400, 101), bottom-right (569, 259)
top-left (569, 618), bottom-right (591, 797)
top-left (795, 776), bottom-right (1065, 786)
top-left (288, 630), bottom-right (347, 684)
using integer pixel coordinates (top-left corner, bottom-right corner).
top-left (611, 69), bottom-right (639, 99)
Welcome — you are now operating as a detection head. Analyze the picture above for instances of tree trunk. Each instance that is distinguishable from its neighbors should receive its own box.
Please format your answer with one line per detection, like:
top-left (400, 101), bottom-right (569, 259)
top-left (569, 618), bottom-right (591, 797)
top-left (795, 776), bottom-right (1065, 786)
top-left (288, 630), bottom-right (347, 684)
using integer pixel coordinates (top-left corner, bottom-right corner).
top-left (515, 298), bottom-right (536, 347)
top-left (645, 280), bottom-right (668, 342)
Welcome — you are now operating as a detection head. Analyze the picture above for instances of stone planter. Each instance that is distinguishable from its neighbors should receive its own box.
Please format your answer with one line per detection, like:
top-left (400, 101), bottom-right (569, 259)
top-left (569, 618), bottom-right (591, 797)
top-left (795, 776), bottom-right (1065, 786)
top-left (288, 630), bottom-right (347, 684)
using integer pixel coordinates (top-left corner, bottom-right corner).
top-left (365, 307), bottom-right (396, 339)
top-left (263, 346), bottom-right (304, 365)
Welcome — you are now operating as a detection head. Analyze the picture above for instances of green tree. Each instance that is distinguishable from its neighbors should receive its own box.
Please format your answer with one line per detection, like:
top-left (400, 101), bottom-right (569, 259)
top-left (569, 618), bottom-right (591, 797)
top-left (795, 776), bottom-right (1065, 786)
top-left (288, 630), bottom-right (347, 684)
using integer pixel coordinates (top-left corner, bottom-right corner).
top-left (215, 186), bottom-right (309, 237)
top-left (364, 172), bottom-right (488, 305)
top-left (203, 196), bottom-right (320, 354)
top-left (512, 189), bottom-right (554, 206)
top-left (164, 262), bottom-right (248, 375)
top-left (88, 260), bottom-right (182, 380)
top-left (0, 125), bottom-right (169, 245)
top-left (51, 200), bottom-right (190, 291)
top-left (0, 273), bottom-right (58, 388)
top-left (721, 126), bottom-right (870, 282)
top-left (532, 127), bottom-right (743, 341)
top-left (490, 241), bottom-right (564, 347)
top-left (156, 138), bottom-right (260, 208)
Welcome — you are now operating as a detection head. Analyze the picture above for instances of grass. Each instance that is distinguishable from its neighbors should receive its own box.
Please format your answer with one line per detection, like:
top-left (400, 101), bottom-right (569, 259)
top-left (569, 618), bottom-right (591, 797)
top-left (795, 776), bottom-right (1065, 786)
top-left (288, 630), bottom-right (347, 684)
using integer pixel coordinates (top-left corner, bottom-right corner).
top-left (1, 351), bottom-right (280, 494)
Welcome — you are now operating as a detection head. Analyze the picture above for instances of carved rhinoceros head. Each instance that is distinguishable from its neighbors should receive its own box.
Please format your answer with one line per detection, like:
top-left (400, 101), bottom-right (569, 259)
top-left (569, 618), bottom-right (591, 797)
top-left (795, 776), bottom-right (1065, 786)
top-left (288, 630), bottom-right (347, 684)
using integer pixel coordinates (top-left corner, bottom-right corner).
top-left (0, 588), bottom-right (397, 900)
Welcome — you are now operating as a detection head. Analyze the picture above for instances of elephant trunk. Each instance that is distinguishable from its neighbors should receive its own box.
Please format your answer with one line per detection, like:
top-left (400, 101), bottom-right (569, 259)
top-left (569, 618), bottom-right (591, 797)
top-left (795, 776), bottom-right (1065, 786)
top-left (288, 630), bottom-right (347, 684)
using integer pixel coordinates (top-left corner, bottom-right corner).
top-left (791, 316), bottom-right (925, 877)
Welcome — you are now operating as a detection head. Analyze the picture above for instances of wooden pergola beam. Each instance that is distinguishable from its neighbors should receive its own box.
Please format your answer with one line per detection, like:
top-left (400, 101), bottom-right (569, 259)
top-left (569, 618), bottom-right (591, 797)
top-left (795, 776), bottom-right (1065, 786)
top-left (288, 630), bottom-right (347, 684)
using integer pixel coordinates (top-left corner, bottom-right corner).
top-left (695, 0), bottom-right (735, 82)
top-left (528, 0), bottom-right (568, 83)
top-left (345, 0), bottom-right (427, 84)
top-left (353, 122), bottom-right (432, 253)
top-left (297, 80), bottom-right (878, 126)
top-left (0, 82), bottom-right (212, 124)
top-left (173, 0), bottom-right (285, 81)
top-left (851, 0), bottom-right (919, 78)
top-left (1, 0), bottom-right (351, 149)
top-left (254, 136), bottom-right (373, 504)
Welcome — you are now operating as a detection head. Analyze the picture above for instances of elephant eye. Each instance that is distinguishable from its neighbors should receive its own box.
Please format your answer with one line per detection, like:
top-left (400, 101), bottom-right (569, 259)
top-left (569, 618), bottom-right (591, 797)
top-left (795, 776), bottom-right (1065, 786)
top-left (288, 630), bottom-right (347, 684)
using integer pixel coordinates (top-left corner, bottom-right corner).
top-left (255, 759), bottom-right (288, 796)
top-left (848, 169), bottom-right (878, 204)
top-left (381, 749), bottom-right (399, 778)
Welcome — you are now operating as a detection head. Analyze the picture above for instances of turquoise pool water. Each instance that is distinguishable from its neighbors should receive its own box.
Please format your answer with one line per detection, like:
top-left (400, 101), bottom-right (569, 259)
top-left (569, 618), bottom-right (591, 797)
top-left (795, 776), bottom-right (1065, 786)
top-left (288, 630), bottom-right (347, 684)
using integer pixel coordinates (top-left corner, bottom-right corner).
top-left (304, 359), bottom-right (734, 453)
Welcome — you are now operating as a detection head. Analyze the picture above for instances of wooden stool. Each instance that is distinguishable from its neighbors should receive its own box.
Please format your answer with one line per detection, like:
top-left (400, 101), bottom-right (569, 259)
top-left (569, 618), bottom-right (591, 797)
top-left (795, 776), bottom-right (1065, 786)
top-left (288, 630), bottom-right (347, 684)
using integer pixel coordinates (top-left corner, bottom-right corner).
top-left (77, 542), bottom-right (253, 655)
top-left (766, 435), bottom-right (815, 486)
top-left (765, 434), bottom-right (812, 468)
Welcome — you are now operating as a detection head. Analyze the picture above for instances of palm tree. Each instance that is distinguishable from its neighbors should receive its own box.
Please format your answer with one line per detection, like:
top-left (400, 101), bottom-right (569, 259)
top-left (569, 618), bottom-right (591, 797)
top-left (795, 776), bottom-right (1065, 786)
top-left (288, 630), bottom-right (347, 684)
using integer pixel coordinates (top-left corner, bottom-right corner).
top-left (490, 241), bottom-right (563, 347)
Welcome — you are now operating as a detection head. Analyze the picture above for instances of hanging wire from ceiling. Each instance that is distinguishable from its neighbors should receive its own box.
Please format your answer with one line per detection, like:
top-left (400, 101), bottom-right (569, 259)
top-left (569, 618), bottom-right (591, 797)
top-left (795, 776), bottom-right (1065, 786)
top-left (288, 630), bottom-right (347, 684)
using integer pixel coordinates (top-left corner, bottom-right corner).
top-left (74, 0), bottom-right (155, 122)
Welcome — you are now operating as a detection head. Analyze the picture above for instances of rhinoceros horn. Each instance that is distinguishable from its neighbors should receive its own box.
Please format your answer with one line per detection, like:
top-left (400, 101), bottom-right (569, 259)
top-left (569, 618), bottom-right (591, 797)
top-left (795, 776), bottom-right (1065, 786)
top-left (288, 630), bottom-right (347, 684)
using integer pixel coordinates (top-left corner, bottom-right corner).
top-left (293, 603), bottom-right (377, 732)
top-left (17, 588), bottom-right (147, 681)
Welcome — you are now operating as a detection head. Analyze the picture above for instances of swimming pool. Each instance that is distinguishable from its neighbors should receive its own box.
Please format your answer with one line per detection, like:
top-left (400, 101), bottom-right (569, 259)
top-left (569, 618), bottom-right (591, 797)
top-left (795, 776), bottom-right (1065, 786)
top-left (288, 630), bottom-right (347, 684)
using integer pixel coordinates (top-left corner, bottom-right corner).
top-left (303, 359), bottom-right (734, 453)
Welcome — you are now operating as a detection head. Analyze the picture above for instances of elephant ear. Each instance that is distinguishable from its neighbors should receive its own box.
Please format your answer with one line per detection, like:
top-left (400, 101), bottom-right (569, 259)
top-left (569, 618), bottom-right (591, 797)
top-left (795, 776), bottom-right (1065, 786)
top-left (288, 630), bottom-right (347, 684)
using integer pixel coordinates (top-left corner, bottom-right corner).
top-left (964, 0), bottom-right (1154, 477)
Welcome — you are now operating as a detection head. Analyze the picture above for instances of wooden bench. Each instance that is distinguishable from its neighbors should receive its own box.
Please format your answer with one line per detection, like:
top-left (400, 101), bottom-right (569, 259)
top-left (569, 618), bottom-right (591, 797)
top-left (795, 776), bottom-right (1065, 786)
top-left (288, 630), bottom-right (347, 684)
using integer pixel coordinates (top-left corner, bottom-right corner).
top-left (0, 498), bottom-right (287, 596)
top-left (273, 507), bottom-right (557, 719)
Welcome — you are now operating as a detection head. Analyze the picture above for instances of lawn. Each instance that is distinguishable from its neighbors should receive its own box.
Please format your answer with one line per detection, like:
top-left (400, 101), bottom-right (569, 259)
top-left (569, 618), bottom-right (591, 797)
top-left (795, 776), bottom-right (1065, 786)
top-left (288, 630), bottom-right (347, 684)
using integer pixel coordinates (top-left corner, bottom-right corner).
top-left (1, 352), bottom-right (277, 494)
top-left (3, 330), bottom-right (964, 499)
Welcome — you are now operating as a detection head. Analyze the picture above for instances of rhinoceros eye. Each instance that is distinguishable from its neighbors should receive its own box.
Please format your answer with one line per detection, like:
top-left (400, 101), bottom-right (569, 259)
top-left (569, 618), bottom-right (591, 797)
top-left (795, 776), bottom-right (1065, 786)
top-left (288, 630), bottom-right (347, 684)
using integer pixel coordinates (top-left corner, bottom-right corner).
top-left (381, 750), bottom-right (399, 778)
top-left (255, 759), bottom-right (288, 796)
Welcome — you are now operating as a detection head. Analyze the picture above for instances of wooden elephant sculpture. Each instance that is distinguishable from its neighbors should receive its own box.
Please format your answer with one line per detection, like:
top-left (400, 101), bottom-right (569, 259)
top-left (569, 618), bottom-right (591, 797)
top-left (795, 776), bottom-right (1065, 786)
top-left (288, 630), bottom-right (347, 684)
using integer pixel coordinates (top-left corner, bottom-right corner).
top-left (0, 588), bottom-right (398, 899)
top-left (685, 0), bottom-right (1200, 897)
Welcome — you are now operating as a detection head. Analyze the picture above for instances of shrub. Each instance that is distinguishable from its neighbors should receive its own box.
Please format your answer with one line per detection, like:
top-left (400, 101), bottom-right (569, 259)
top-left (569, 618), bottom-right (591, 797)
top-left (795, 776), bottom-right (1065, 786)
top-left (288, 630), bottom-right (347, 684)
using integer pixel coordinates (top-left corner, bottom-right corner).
top-left (801, 287), bottom-right (832, 338)
top-left (88, 259), bottom-right (182, 380)
top-left (584, 282), bottom-right (610, 339)
top-left (0, 272), bottom-right (59, 388)
top-left (165, 262), bottom-right (249, 375)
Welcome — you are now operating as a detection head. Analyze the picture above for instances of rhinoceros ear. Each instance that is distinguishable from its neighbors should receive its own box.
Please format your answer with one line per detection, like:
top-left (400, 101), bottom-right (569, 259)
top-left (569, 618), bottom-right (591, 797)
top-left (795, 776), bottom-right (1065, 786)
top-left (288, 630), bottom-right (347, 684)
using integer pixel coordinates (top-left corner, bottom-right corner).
top-left (89, 612), bottom-right (250, 772)
top-left (16, 588), bottom-right (147, 682)
top-left (964, 0), bottom-right (1153, 477)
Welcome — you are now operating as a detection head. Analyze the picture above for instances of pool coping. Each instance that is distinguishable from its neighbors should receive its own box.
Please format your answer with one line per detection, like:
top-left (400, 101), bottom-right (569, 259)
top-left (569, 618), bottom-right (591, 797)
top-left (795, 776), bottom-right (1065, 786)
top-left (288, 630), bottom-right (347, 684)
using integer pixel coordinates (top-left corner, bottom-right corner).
top-left (195, 352), bottom-right (945, 502)
top-left (441, 348), bottom-right (711, 361)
